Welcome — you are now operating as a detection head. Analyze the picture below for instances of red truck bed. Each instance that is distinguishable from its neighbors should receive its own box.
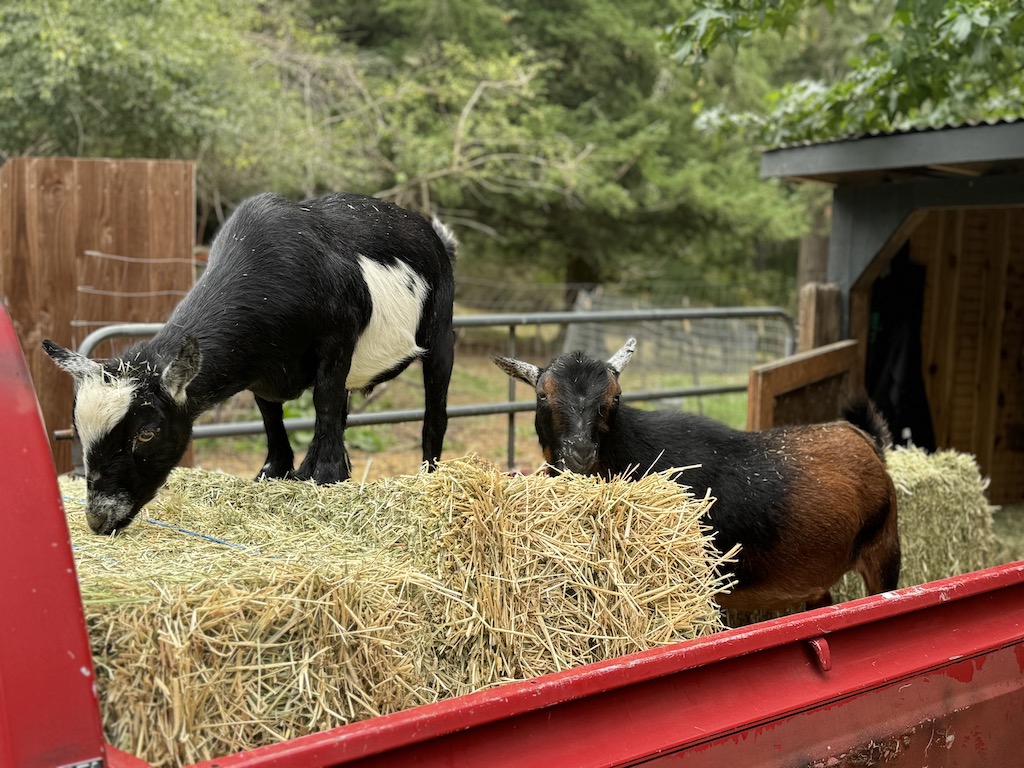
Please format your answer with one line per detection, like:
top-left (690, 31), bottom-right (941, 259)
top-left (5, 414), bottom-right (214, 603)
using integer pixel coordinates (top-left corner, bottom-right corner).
top-left (3, 304), bottom-right (1022, 768)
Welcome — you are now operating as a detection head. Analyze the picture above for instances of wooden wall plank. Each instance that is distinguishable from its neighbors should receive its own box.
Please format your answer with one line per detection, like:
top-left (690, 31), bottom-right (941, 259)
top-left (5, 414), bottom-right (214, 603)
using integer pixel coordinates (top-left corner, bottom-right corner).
top-left (992, 209), bottom-right (1024, 503)
top-left (974, 211), bottom-right (1009, 476)
top-left (146, 160), bottom-right (195, 318)
top-left (910, 206), bottom-right (1024, 503)
top-left (932, 210), bottom-right (964, 447)
top-left (25, 159), bottom-right (81, 471)
top-left (74, 159), bottom-right (118, 352)
top-left (1, 157), bottom-right (194, 474)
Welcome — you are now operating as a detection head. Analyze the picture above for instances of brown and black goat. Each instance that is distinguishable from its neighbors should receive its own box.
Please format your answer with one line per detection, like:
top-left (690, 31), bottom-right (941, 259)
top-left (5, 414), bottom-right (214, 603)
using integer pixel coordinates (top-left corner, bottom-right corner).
top-left (494, 338), bottom-right (901, 612)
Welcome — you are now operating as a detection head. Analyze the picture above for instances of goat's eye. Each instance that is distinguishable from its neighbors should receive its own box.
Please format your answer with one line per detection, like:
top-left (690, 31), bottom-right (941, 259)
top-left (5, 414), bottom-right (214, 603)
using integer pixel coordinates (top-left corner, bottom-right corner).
top-left (537, 392), bottom-right (547, 402)
top-left (135, 428), bottom-right (157, 446)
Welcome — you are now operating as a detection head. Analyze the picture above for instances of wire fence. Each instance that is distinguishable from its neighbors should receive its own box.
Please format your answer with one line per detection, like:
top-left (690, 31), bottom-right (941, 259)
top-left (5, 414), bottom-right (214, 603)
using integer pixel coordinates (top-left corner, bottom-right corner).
top-left (62, 306), bottom-right (794, 472)
top-left (455, 276), bottom-right (795, 315)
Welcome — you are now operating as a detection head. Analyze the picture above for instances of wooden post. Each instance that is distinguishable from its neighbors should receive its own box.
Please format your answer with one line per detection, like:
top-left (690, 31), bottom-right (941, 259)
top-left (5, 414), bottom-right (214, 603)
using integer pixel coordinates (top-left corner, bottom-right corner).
top-left (796, 282), bottom-right (841, 353)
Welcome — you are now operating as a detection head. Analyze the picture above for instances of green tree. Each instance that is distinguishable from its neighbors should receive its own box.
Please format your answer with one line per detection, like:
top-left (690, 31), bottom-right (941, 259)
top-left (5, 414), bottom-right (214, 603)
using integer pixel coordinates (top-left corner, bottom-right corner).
top-left (0, 0), bottom-right (343, 231)
top-left (0, 0), bottom-right (255, 157)
top-left (310, 0), bottom-right (805, 301)
top-left (1, 0), bottom-right (808, 305)
top-left (668, 0), bottom-right (1024, 144)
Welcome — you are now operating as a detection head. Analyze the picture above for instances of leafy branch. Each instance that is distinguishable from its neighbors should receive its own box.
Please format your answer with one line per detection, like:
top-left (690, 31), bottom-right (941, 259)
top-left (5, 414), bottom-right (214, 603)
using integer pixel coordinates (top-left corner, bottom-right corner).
top-left (668, 0), bottom-right (1024, 144)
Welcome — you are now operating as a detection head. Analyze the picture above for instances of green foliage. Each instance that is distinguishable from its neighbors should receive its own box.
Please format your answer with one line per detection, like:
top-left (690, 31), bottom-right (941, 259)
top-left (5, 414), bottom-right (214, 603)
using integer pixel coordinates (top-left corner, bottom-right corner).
top-left (0, 0), bottom-right (257, 157)
top-left (669, 0), bottom-right (1024, 143)
top-left (0, 0), bottom-right (813, 306)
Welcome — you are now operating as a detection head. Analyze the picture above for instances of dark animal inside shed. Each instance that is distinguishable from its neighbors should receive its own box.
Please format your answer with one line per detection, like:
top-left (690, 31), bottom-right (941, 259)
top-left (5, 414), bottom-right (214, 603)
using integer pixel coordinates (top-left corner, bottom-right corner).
top-left (494, 338), bottom-right (901, 612)
top-left (44, 192), bottom-right (457, 535)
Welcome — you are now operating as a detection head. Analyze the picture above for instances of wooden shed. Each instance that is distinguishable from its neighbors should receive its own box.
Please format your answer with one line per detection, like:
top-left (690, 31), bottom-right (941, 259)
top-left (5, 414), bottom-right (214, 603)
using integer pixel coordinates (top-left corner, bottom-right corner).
top-left (0, 157), bottom-right (195, 473)
top-left (758, 120), bottom-right (1024, 505)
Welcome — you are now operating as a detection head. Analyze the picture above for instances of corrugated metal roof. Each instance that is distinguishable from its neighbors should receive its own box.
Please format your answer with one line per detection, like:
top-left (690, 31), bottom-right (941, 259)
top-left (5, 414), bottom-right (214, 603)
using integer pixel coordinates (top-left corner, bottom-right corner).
top-left (760, 117), bottom-right (1024, 185)
top-left (771, 115), bottom-right (1024, 151)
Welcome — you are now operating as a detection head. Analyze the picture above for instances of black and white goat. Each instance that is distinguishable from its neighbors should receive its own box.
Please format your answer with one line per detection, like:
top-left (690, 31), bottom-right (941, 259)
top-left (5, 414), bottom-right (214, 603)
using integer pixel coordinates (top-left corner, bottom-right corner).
top-left (494, 338), bottom-right (901, 612)
top-left (45, 192), bottom-right (457, 535)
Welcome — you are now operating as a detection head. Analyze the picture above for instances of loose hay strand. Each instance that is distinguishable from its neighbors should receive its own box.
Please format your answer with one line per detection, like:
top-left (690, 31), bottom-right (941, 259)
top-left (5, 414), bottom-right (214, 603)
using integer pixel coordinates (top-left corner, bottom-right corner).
top-left (63, 457), bottom-right (729, 767)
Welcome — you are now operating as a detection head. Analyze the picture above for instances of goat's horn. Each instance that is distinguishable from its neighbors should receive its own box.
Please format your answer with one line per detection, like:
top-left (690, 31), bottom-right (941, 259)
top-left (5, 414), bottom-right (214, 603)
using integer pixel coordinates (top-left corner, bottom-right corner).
top-left (607, 338), bottom-right (636, 375)
top-left (492, 356), bottom-right (541, 387)
top-left (42, 340), bottom-right (103, 381)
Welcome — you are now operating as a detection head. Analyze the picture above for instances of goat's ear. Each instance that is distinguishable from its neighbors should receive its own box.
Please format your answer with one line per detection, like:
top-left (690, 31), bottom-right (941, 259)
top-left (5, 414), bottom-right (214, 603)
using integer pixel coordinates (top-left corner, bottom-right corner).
top-left (492, 356), bottom-right (541, 387)
top-left (607, 337), bottom-right (637, 377)
top-left (42, 340), bottom-right (102, 382)
top-left (162, 336), bottom-right (201, 406)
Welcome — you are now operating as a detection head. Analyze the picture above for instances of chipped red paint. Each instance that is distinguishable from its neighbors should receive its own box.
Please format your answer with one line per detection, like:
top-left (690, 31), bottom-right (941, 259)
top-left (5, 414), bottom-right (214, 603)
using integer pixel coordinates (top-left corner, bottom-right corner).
top-left (3, 301), bottom-right (1023, 768)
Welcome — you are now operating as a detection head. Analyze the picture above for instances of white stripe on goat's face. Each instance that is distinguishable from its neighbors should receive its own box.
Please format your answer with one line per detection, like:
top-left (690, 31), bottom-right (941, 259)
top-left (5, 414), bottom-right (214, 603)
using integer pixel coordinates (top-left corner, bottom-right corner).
top-left (348, 255), bottom-right (428, 390)
top-left (74, 373), bottom-right (138, 474)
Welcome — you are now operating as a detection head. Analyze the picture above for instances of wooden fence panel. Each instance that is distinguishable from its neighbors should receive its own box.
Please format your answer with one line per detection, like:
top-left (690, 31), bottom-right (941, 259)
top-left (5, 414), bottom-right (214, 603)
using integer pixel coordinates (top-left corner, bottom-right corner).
top-left (747, 340), bottom-right (860, 431)
top-left (0, 157), bottom-right (194, 473)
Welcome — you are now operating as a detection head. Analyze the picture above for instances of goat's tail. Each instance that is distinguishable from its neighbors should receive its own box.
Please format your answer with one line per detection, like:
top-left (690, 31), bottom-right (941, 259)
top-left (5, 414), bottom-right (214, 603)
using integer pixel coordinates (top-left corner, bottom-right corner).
top-left (431, 216), bottom-right (458, 264)
top-left (842, 397), bottom-right (893, 459)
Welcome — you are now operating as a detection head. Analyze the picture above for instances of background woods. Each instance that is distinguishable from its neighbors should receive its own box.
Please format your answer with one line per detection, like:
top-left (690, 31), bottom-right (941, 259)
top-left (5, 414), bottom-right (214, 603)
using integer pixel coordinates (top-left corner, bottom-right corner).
top-left (1, 0), bottom-right (814, 304)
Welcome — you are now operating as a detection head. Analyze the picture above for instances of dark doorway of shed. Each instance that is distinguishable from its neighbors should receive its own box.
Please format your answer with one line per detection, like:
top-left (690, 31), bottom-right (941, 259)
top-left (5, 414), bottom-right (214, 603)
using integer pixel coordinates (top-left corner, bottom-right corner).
top-left (865, 243), bottom-right (936, 451)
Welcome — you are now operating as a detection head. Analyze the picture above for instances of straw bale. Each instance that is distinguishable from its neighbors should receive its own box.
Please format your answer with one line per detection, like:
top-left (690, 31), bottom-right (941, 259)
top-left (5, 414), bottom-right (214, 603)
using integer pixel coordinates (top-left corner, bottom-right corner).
top-left (62, 457), bottom-right (732, 766)
top-left (993, 504), bottom-right (1024, 564)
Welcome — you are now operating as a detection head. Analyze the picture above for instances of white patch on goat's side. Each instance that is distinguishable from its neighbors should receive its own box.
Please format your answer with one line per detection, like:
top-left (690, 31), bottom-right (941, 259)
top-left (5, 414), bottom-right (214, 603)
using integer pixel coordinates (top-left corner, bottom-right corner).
top-left (74, 374), bottom-right (137, 470)
top-left (348, 255), bottom-right (428, 390)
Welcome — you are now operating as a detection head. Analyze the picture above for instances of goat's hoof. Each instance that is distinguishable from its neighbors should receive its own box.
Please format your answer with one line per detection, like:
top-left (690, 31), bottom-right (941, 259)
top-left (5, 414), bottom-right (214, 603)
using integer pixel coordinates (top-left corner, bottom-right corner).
top-left (256, 464), bottom-right (293, 481)
top-left (313, 467), bottom-right (349, 484)
top-left (293, 464), bottom-right (349, 485)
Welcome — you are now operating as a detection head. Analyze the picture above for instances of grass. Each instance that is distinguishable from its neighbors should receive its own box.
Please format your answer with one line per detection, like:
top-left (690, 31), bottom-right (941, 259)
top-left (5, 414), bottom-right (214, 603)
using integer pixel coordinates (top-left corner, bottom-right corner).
top-left (192, 353), bottom-right (750, 475)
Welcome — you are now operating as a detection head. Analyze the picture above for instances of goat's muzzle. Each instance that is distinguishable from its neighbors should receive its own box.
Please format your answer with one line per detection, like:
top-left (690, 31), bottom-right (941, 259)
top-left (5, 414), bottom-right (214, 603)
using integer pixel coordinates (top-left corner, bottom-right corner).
top-left (557, 440), bottom-right (598, 475)
top-left (85, 492), bottom-right (138, 535)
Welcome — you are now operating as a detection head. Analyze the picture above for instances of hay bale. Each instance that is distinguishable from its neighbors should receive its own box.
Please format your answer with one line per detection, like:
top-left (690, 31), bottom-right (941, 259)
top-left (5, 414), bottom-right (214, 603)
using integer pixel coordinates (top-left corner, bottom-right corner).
top-left (63, 457), bottom-right (732, 766)
top-left (993, 504), bottom-right (1024, 564)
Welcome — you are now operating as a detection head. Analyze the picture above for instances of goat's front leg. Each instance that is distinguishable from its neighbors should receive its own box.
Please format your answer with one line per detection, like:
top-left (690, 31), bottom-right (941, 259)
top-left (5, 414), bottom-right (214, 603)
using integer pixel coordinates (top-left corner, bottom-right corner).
top-left (293, 350), bottom-right (352, 484)
top-left (255, 395), bottom-right (294, 479)
top-left (421, 330), bottom-right (454, 470)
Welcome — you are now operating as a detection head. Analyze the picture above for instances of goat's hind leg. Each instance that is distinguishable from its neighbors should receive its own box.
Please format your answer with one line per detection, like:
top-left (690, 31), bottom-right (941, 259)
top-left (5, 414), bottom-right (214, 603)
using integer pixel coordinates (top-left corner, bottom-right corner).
top-left (420, 329), bottom-right (454, 470)
top-left (255, 395), bottom-right (294, 480)
top-left (855, 495), bottom-right (902, 596)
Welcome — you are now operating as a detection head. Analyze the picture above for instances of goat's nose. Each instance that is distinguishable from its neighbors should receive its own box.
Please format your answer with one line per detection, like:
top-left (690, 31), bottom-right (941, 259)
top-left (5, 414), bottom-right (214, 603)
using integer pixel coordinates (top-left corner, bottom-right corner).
top-left (561, 441), bottom-right (597, 473)
top-left (85, 509), bottom-right (109, 533)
